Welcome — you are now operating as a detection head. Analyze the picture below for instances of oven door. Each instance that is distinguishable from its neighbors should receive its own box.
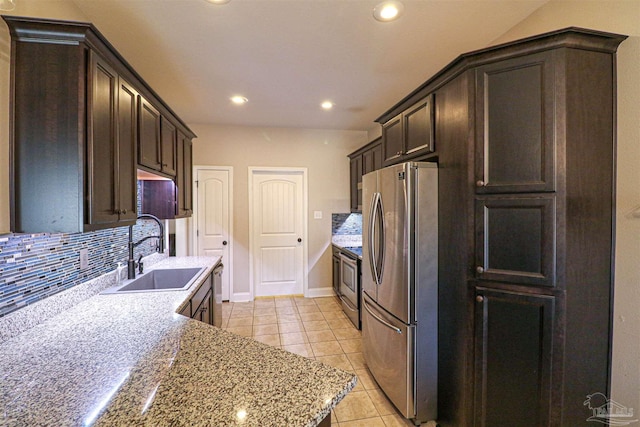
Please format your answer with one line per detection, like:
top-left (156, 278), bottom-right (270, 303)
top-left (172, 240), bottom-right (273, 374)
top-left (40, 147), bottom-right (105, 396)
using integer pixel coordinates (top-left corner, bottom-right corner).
top-left (339, 253), bottom-right (360, 329)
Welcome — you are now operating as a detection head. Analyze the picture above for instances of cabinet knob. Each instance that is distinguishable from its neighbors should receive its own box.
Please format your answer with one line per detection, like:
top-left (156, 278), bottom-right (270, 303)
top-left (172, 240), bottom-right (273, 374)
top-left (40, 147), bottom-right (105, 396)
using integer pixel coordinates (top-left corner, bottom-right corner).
top-left (297, 238), bottom-right (302, 243)
top-left (476, 295), bottom-right (484, 303)
top-left (476, 180), bottom-right (486, 187)
top-left (476, 266), bottom-right (484, 274)
top-left (396, 151), bottom-right (402, 156)
top-left (122, 209), bottom-right (127, 215)
top-left (222, 241), bottom-right (228, 246)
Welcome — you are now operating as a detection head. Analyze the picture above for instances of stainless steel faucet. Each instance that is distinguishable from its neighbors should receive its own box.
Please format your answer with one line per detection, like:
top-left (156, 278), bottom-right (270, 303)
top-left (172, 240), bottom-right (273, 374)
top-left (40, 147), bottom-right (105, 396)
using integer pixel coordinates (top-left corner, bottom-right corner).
top-left (128, 214), bottom-right (165, 279)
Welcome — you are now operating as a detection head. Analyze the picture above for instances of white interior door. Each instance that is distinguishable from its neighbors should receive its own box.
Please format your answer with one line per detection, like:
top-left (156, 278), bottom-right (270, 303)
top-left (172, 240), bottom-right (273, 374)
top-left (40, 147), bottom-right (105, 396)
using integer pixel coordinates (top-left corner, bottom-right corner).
top-left (195, 167), bottom-right (232, 300)
top-left (250, 168), bottom-right (307, 297)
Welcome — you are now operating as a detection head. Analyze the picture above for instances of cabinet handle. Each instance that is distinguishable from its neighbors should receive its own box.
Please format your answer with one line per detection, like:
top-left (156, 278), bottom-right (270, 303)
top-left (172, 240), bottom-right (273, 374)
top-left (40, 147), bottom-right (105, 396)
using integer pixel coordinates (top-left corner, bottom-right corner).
top-left (476, 266), bottom-right (484, 274)
top-left (476, 295), bottom-right (484, 303)
top-left (476, 180), bottom-right (486, 187)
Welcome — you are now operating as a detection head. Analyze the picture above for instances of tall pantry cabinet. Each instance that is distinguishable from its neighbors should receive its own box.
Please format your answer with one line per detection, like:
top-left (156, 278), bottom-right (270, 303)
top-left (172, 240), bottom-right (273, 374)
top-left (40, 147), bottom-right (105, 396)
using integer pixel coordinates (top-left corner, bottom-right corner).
top-left (374, 28), bottom-right (626, 426)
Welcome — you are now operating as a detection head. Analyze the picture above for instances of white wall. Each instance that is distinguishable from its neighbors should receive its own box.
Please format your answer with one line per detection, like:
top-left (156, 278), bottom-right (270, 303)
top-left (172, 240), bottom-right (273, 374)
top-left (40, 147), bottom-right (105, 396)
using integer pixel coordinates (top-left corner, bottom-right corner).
top-left (190, 124), bottom-right (366, 298)
top-left (492, 0), bottom-right (640, 413)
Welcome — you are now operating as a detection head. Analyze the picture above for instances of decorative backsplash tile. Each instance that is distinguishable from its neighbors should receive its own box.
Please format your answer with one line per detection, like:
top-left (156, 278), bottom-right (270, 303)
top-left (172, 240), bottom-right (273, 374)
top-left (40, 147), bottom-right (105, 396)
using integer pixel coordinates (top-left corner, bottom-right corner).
top-left (332, 213), bottom-right (362, 236)
top-left (0, 188), bottom-right (163, 317)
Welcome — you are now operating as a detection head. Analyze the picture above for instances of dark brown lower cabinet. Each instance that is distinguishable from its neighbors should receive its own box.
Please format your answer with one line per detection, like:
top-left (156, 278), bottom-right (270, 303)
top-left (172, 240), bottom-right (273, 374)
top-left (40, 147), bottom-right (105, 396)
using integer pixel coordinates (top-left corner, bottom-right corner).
top-left (474, 287), bottom-right (555, 427)
top-left (180, 273), bottom-right (214, 326)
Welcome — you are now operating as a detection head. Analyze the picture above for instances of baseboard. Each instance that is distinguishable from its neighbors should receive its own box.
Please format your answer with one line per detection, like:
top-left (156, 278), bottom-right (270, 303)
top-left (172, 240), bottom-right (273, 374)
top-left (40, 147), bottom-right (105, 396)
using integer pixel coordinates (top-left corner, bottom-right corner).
top-left (231, 292), bottom-right (252, 302)
top-left (305, 287), bottom-right (336, 298)
top-left (230, 288), bottom-right (336, 301)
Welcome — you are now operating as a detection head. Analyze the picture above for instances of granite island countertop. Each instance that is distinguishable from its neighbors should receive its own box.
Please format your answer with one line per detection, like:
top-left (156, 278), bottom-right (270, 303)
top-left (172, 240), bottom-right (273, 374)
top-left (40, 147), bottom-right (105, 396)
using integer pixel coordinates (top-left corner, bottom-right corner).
top-left (0, 256), bottom-right (356, 426)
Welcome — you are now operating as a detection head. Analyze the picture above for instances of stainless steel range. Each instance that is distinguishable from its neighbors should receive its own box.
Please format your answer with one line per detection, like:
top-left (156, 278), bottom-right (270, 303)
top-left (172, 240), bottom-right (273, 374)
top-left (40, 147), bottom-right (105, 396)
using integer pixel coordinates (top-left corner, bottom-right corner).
top-left (338, 249), bottom-right (360, 329)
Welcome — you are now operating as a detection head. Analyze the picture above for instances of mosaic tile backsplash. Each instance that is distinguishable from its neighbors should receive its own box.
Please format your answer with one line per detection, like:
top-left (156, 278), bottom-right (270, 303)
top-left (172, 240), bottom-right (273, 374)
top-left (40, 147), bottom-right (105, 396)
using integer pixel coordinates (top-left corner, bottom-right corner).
top-left (332, 213), bottom-right (362, 235)
top-left (0, 220), bottom-right (161, 317)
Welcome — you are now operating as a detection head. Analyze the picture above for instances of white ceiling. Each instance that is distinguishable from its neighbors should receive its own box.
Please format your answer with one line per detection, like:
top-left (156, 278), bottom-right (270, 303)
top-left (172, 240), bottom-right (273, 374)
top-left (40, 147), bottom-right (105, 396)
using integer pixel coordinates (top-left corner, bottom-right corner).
top-left (71, 0), bottom-right (550, 132)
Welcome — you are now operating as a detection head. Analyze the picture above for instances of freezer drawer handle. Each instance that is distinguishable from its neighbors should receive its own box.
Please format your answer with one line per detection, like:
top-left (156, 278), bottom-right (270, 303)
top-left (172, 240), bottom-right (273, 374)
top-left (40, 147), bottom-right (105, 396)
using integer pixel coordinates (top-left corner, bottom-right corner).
top-left (363, 299), bottom-right (402, 334)
top-left (339, 294), bottom-right (358, 312)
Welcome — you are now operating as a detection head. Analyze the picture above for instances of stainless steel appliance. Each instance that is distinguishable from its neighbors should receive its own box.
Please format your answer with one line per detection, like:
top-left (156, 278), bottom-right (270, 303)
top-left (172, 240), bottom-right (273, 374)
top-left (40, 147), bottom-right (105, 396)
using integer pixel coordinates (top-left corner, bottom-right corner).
top-left (213, 263), bottom-right (224, 327)
top-left (339, 250), bottom-right (360, 329)
top-left (361, 162), bottom-right (438, 424)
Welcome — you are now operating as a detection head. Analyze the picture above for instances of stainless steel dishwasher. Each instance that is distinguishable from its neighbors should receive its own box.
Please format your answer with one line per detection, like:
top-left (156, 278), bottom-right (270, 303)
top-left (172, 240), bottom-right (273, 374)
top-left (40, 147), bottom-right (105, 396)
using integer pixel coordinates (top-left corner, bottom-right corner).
top-left (213, 263), bottom-right (224, 327)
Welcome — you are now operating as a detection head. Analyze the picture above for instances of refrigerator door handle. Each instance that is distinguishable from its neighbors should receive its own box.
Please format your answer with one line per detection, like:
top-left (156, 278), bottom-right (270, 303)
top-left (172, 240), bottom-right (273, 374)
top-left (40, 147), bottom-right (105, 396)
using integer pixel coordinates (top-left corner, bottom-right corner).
top-left (377, 192), bottom-right (385, 284)
top-left (368, 192), bottom-right (380, 285)
top-left (363, 298), bottom-right (402, 334)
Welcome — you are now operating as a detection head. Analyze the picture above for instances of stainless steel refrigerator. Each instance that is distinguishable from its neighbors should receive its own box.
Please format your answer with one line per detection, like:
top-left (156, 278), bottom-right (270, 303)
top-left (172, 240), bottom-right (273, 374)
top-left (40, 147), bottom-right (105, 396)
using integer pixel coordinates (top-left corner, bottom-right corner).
top-left (361, 162), bottom-right (438, 424)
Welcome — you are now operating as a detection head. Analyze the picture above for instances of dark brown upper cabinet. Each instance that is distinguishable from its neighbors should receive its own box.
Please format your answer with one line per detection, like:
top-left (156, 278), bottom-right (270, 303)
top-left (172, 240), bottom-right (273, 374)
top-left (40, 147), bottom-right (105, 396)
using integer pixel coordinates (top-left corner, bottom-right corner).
top-left (176, 130), bottom-right (193, 218)
top-left (138, 98), bottom-right (162, 172)
top-left (348, 138), bottom-right (382, 213)
top-left (475, 52), bottom-right (555, 194)
top-left (362, 141), bottom-right (382, 175)
top-left (4, 16), bottom-right (196, 233)
top-left (381, 95), bottom-right (435, 166)
top-left (160, 117), bottom-right (178, 177)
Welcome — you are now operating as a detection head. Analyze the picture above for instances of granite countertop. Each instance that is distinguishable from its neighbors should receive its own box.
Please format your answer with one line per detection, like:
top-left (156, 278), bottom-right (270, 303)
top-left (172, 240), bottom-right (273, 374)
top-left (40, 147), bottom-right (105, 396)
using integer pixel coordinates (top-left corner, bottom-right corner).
top-left (0, 256), bottom-right (356, 426)
top-left (332, 236), bottom-right (362, 259)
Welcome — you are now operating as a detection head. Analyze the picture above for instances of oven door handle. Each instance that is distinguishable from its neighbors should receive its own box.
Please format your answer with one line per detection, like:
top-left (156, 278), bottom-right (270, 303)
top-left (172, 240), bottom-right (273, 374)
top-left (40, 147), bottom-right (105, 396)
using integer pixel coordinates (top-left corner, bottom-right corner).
top-left (363, 298), bottom-right (402, 334)
top-left (339, 294), bottom-right (358, 312)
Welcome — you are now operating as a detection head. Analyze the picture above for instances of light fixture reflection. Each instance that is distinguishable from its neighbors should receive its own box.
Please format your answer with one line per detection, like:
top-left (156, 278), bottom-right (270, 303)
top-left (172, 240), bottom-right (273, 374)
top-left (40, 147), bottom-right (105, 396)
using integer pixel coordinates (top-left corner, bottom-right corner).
top-left (230, 95), bottom-right (248, 105)
top-left (205, 0), bottom-right (231, 4)
top-left (236, 408), bottom-right (247, 421)
top-left (373, 1), bottom-right (404, 22)
top-left (321, 101), bottom-right (333, 110)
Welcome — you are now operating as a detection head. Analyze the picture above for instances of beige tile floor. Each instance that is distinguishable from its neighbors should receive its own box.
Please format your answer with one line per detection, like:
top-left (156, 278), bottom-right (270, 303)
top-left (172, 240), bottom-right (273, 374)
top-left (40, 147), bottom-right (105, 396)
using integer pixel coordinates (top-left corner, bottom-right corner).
top-left (221, 295), bottom-right (418, 427)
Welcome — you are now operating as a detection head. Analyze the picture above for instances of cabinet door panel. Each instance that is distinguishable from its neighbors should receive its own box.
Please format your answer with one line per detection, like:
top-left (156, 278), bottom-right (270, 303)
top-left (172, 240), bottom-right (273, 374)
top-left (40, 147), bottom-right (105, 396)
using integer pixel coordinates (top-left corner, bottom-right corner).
top-left (404, 95), bottom-right (434, 156)
top-left (87, 53), bottom-right (118, 226)
top-left (138, 98), bottom-right (161, 171)
top-left (476, 52), bottom-right (555, 193)
top-left (474, 288), bottom-right (554, 427)
top-left (382, 115), bottom-right (403, 165)
top-left (160, 117), bottom-right (177, 176)
top-left (476, 196), bottom-right (555, 287)
top-left (363, 141), bottom-right (382, 175)
top-left (350, 156), bottom-right (363, 212)
top-left (117, 79), bottom-right (138, 222)
top-left (177, 132), bottom-right (193, 216)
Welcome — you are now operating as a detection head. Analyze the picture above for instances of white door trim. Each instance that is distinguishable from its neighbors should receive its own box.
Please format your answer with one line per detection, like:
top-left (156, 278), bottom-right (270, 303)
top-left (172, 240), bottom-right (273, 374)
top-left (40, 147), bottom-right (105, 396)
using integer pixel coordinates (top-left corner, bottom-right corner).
top-left (248, 166), bottom-right (308, 300)
top-left (192, 165), bottom-right (234, 300)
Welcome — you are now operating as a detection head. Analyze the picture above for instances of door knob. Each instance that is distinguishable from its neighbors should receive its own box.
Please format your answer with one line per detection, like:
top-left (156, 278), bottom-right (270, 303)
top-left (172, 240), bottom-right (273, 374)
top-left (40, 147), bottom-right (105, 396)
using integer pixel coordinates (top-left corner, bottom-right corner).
top-left (297, 238), bottom-right (302, 243)
top-left (222, 241), bottom-right (228, 246)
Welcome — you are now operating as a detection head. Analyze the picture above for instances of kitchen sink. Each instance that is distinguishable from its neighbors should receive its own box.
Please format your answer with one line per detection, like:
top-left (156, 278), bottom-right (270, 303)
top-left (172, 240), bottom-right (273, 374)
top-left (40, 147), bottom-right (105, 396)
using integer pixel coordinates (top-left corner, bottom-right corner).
top-left (102, 267), bottom-right (206, 294)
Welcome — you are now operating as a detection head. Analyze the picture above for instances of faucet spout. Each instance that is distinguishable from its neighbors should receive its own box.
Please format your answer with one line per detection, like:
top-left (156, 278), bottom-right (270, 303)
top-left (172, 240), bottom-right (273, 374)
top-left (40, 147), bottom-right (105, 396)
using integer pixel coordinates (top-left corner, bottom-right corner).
top-left (127, 214), bottom-right (165, 280)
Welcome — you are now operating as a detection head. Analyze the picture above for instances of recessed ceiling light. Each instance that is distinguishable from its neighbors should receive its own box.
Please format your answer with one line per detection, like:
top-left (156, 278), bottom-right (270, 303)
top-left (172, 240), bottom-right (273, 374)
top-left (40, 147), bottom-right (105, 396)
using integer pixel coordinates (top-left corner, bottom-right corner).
top-left (230, 95), bottom-right (248, 105)
top-left (321, 101), bottom-right (334, 110)
top-left (373, 1), bottom-right (404, 22)
top-left (205, 0), bottom-right (231, 4)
